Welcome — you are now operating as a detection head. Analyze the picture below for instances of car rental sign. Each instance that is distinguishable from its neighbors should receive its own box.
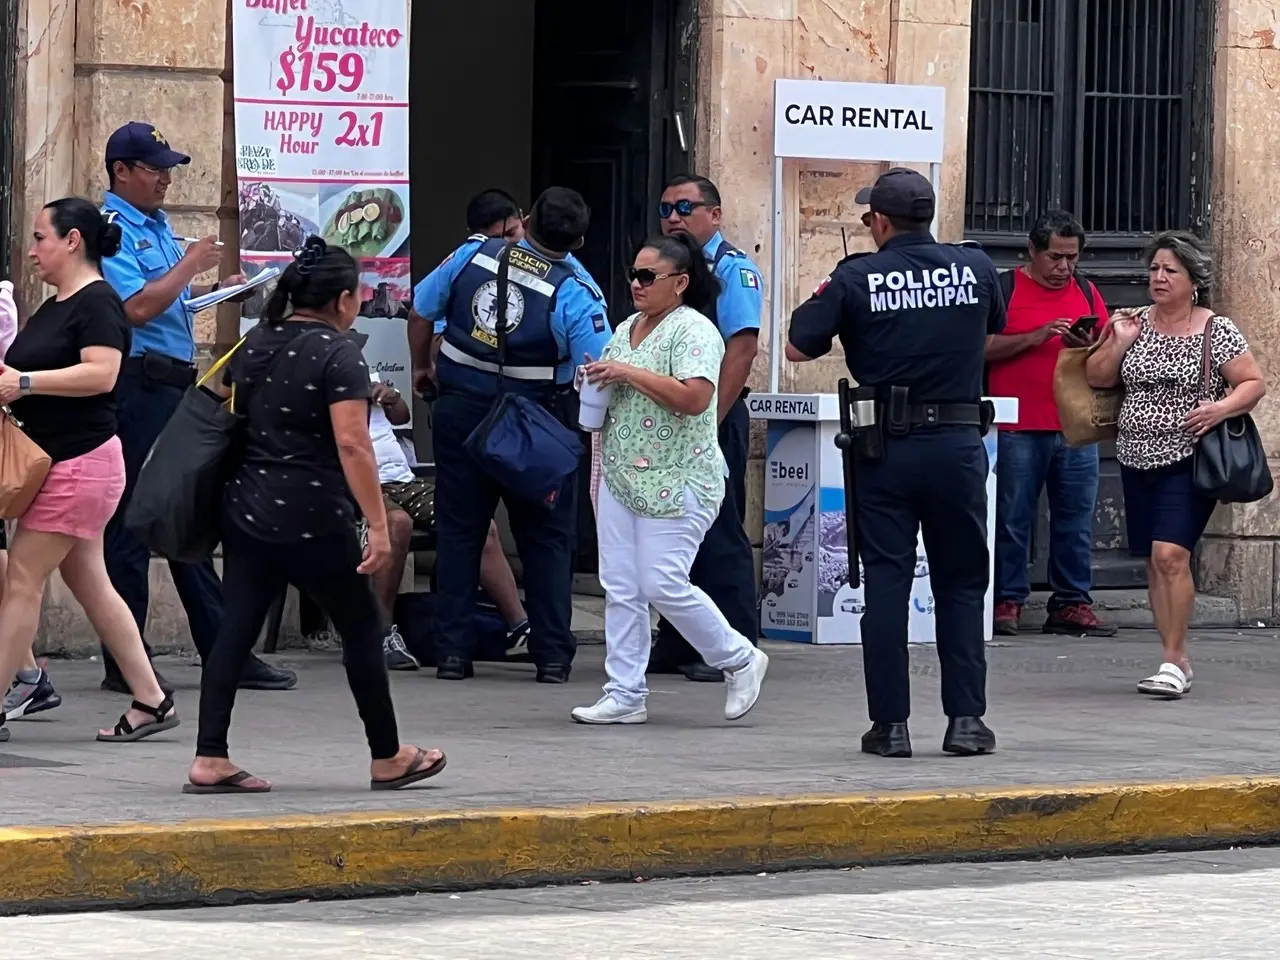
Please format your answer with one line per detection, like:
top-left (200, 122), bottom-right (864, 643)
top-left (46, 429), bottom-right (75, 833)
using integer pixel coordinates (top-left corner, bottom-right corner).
top-left (773, 78), bottom-right (946, 164)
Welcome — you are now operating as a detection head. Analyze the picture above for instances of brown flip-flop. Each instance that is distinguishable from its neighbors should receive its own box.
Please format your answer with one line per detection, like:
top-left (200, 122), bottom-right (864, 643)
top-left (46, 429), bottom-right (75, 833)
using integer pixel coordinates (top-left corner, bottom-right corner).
top-left (370, 748), bottom-right (447, 791)
top-left (182, 770), bottom-right (272, 794)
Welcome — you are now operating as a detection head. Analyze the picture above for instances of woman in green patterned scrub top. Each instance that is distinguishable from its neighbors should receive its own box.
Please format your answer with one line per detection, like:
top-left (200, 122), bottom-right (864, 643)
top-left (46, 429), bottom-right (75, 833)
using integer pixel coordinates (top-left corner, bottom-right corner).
top-left (571, 233), bottom-right (769, 726)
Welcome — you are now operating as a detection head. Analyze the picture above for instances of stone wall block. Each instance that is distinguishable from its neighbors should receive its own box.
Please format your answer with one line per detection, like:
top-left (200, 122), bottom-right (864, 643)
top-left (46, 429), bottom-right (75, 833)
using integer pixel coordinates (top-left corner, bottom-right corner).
top-left (895, 0), bottom-right (972, 26)
top-left (796, 0), bottom-right (890, 82)
top-left (1195, 538), bottom-right (1275, 622)
top-left (74, 72), bottom-right (225, 207)
top-left (886, 21), bottom-right (971, 240)
top-left (725, 0), bottom-right (797, 18)
top-left (77, 0), bottom-right (227, 71)
top-left (745, 456), bottom-right (766, 546)
top-left (1203, 470), bottom-right (1280, 537)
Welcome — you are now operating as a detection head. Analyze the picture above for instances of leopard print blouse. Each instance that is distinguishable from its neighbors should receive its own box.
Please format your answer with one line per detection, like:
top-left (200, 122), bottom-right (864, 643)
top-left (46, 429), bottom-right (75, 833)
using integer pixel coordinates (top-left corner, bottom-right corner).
top-left (1117, 308), bottom-right (1249, 470)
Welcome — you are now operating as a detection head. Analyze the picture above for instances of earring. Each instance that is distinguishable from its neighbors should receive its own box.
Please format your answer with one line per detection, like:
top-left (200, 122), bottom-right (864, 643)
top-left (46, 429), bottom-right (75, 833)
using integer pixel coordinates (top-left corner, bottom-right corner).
top-left (1192, 289), bottom-right (1199, 306)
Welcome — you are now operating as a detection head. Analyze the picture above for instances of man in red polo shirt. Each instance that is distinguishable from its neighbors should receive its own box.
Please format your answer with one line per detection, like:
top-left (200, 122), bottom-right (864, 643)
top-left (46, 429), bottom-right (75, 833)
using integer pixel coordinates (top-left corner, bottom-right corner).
top-left (986, 210), bottom-right (1117, 638)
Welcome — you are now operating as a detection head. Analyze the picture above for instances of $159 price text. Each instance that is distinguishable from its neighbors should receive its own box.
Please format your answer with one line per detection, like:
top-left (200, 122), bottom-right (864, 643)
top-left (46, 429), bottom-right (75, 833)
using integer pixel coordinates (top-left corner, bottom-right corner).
top-left (273, 15), bottom-right (404, 97)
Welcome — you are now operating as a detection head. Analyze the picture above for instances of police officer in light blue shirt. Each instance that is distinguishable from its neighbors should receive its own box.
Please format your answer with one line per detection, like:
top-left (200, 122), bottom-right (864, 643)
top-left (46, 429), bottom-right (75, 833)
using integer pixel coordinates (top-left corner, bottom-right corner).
top-left (649, 174), bottom-right (763, 683)
top-left (412, 187), bottom-right (610, 683)
top-left (98, 121), bottom-right (296, 694)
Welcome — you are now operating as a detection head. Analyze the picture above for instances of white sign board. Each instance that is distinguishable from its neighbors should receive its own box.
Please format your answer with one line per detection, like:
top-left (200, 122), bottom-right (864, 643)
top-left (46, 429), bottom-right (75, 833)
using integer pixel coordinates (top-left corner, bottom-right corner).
top-left (773, 79), bottom-right (946, 163)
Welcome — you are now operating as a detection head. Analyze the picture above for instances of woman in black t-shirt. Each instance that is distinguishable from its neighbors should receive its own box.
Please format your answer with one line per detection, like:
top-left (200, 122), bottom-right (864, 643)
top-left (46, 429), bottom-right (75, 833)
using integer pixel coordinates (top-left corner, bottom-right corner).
top-left (184, 236), bottom-right (445, 794)
top-left (0, 198), bottom-right (176, 744)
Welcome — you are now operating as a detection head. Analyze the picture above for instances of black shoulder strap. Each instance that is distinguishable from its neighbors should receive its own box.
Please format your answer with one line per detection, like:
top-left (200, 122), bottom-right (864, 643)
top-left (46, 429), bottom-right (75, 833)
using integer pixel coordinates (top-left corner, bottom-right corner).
top-left (1075, 274), bottom-right (1095, 312)
top-left (242, 327), bottom-right (322, 415)
top-left (494, 243), bottom-right (513, 394)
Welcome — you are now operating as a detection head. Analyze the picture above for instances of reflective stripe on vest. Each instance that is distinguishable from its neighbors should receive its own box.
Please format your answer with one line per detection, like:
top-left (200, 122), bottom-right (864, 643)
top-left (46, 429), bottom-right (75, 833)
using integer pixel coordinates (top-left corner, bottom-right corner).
top-left (439, 339), bottom-right (556, 381)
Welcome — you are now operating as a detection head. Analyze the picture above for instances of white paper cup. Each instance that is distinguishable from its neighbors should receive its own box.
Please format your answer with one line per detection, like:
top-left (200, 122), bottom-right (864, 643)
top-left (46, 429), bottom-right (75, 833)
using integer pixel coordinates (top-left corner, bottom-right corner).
top-left (578, 371), bottom-right (612, 431)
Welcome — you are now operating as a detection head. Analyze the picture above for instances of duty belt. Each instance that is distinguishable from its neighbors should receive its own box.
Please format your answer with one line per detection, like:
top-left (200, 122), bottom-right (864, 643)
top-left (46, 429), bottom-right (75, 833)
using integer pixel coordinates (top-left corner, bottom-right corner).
top-left (901, 402), bottom-right (984, 427)
top-left (121, 352), bottom-right (196, 389)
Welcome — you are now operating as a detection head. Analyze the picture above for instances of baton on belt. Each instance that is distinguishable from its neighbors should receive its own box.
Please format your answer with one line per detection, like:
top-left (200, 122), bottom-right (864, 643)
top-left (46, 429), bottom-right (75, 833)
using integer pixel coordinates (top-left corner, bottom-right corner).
top-left (833, 377), bottom-right (860, 588)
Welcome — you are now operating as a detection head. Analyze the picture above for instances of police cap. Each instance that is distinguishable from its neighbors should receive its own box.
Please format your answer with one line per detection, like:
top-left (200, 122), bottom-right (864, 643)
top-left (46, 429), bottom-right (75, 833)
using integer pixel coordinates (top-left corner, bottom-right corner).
top-left (854, 167), bottom-right (935, 221)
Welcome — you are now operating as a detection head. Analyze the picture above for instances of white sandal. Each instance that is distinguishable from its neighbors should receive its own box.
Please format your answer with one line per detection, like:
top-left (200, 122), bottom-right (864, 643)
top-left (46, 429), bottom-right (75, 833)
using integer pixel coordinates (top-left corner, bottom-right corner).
top-left (1137, 662), bottom-right (1192, 699)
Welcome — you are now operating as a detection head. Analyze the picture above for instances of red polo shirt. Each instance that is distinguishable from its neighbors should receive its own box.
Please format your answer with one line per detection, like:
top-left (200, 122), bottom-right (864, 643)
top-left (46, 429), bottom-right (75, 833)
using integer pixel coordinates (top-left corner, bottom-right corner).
top-left (987, 269), bottom-right (1109, 431)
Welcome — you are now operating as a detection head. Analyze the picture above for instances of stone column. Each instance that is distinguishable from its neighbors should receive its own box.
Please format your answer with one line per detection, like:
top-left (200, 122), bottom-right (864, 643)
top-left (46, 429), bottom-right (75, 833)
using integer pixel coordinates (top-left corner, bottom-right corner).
top-left (1195, 0), bottom-right (1280, 621)
top-left (74, 0), bottom-right (228, 351)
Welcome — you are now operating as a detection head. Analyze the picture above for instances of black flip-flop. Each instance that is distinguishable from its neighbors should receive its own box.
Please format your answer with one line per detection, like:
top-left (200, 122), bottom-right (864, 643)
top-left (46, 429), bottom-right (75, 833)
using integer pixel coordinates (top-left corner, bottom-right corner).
top-left (182, 771), bottom-right (272, 794)
top-left (370, 748), bottom-right (447, 791)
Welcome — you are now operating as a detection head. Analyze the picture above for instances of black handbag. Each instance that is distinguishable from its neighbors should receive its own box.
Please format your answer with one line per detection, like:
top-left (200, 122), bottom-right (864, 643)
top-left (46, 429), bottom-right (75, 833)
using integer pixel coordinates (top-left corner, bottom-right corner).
top-left (1191, 317), bottom-right (1273, 503)
top-left (126, 329), bottom-right (320, 561)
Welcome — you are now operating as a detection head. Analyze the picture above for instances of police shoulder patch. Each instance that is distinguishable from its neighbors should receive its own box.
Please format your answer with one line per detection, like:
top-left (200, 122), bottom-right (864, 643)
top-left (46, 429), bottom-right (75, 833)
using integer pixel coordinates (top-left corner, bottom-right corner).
top-left (591, 313), bottom-right (607, 333)
top-left (814, 276), bottom-right (832, 297)
top-left (739, 268), bottom-right (760, 289)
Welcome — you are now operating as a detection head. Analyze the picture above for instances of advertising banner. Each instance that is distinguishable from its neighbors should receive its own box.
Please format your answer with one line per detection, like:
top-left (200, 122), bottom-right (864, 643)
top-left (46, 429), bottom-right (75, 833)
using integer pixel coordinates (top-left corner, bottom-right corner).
top-left (230, 0), bottom-right (413, 404)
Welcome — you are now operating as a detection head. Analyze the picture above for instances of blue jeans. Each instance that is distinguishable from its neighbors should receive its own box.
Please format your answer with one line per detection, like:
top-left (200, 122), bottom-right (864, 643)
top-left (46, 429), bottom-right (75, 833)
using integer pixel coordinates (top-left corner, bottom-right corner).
top-left (995, 431), bottom-right (1098, 610)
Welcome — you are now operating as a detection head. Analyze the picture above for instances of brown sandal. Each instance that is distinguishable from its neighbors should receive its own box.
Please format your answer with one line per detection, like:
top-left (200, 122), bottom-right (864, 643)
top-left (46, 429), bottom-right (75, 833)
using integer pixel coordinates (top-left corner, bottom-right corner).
top-left (182, 770), bottom-right (272, 794)
top-left (370, 748), bottom-right (447, 791)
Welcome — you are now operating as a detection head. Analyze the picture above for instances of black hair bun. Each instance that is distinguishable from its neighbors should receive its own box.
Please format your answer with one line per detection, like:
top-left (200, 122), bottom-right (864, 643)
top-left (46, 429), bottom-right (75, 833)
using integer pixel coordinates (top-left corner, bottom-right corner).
top-left (98, 214), bottom-right (123, 259)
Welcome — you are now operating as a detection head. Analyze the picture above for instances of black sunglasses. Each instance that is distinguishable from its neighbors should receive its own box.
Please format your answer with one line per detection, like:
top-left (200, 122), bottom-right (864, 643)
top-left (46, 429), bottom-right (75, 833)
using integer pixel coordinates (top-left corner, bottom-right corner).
top-left (657, 199), bottom-right (714, 219)
top-left (628, 267), bottom-right (685, 287)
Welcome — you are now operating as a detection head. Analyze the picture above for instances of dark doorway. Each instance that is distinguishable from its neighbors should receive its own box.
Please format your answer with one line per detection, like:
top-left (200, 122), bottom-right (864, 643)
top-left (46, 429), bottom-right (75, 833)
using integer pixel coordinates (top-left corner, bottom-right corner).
top-left (408, 0), bottom-right (698, 574)
top-left (964, 0), bottom-right (1213, 591)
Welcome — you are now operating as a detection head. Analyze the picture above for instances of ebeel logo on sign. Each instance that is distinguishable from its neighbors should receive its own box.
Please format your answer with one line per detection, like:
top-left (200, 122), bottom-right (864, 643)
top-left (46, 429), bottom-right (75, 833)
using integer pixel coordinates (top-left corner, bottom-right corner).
top-left (773, 78), bottom-right (946, 164)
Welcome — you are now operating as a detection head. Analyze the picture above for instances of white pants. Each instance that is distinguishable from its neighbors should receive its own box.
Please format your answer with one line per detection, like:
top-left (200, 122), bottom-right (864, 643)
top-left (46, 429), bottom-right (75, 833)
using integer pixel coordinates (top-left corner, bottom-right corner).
top-left (596, 480), bottom-right (754, 708)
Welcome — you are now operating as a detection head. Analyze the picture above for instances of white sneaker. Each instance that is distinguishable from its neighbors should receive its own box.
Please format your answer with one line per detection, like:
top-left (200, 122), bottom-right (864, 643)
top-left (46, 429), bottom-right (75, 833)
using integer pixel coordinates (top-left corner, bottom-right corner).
top-left (571, 695), bottom-right (648, 725)
top-left (724, 648), bottom-right (769, 720)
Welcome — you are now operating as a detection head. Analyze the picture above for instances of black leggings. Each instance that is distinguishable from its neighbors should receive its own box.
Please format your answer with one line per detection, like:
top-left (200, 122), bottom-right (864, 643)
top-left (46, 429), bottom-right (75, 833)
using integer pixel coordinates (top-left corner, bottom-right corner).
top-left (195, 523), bottom-right (400, 760)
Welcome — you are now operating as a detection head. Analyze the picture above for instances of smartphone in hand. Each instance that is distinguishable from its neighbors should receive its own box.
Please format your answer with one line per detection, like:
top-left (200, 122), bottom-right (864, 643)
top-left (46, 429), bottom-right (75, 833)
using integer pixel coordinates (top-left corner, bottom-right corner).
top-left (1069, 315), bottom-right (1099, 339)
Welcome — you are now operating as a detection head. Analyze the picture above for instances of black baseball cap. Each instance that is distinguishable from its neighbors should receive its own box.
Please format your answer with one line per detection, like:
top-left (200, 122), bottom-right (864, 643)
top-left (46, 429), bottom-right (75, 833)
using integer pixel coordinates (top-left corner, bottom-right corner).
top-left (855, 167), bottom-right (935, 220)
top-left (104, 122), bottom-right (192, 169)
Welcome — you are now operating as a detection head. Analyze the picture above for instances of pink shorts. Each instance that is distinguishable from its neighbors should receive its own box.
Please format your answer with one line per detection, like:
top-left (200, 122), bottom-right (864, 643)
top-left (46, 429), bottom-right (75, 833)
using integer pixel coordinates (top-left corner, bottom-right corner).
top-left (20, 435), bottom-right (126, 540)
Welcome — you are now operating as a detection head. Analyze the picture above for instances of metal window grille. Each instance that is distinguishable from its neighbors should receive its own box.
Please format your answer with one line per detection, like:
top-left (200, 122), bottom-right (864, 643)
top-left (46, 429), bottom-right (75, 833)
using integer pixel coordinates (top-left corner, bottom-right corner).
top-left (965, 0), bottom-right (1207, 249)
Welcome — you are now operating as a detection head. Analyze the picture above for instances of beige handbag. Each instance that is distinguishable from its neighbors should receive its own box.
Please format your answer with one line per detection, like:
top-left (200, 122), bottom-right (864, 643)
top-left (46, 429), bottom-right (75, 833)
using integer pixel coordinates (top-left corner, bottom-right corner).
top-left (1053, 327), bottom-right (1125, 447)
top-left (0, 407), bottom-right (52, 518)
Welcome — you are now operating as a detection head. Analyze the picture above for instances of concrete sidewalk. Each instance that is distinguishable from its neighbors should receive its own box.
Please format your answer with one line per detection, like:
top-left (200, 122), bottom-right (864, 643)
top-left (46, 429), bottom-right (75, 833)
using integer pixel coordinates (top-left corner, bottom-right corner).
top-left (3, 629), bottom-right (1280, 912)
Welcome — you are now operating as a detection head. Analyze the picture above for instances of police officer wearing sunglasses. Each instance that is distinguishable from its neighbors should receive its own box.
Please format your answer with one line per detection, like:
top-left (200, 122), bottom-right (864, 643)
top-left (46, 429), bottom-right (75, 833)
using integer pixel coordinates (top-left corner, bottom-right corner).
top-left (786, 168), bottom-right (1005, 759)
top-left (411, 187), bottom-right (610, 683)
top-left (649, 174), bottom-right (763, 683)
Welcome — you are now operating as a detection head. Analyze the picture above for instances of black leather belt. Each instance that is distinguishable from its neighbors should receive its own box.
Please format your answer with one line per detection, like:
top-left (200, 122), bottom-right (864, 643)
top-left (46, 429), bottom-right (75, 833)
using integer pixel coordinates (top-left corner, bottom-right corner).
top-left (905, 402), bottom-right (983, 426)
top-left (121, 352), bottom-right (196, 389)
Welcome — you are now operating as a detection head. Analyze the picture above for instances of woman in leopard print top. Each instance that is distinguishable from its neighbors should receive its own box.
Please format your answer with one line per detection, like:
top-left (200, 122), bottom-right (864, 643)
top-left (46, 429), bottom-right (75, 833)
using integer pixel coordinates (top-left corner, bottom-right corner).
top-left (1087, 231), bottom-right (1266, 700)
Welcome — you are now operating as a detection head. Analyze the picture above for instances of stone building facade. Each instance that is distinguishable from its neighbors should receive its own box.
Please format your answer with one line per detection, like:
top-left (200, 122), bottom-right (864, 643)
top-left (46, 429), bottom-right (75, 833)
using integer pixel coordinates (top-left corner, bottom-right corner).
top-left (8, 0), bottom-right (1280, 648)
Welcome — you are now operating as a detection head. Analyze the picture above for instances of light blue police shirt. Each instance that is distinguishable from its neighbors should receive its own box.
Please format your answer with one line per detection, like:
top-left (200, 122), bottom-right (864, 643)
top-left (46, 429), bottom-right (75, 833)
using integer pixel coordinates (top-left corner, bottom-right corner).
top-left (415, 238), bottom-right (610, 383)
top-left (704, 231), bottom-right (764, 342)
top-left (100, 192), bottom-right (195, 362)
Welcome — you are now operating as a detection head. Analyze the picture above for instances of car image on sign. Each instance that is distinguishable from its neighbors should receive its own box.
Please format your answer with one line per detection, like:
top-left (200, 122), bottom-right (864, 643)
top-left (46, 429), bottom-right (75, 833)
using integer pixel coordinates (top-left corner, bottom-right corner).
top-left (914, 555), bottom-right (929, 578)
top-left (841, 597), bottom-right (865, 615)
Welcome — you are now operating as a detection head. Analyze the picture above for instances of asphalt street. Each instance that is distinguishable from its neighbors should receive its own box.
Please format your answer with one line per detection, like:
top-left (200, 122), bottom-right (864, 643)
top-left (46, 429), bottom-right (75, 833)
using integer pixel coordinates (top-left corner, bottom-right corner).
top-left (8, 848), bottom-right (1280, 958)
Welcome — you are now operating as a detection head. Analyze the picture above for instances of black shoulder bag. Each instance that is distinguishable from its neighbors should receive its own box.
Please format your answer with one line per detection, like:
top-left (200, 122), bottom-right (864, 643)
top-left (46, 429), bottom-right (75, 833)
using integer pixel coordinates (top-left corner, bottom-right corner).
top-left (1191, 317), bottom-right (1272, 503)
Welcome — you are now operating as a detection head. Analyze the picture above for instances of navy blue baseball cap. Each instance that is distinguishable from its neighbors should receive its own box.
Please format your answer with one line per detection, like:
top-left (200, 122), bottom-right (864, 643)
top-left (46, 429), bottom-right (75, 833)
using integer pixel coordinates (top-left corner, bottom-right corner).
top-left (855, 167), bottom-right (935, 220)
top-left (104, 122), bottom-right (192, 169)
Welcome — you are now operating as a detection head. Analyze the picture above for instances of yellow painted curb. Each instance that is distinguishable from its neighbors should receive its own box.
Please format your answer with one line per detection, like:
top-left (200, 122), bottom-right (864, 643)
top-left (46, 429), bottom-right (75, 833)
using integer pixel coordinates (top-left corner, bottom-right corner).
top-left (3, 777), bottom-right (1280, 913)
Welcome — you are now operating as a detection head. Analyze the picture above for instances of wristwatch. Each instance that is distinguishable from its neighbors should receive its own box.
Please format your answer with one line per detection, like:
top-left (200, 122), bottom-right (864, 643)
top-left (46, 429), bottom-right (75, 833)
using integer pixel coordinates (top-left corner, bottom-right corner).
top-left (18, 374), bottom-right (31, 396)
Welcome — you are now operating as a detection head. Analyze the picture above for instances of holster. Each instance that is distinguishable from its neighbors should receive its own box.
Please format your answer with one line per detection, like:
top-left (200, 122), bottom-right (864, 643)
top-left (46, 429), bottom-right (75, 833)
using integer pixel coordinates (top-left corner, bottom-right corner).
top-left (850, 385), bottom-right (883, 461)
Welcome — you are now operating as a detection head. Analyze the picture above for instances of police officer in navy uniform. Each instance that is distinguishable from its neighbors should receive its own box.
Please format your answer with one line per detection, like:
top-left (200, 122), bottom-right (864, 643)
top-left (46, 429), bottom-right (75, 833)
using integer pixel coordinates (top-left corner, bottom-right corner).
top-left (412, 187), bottom-right (611, 682)
top-left (649, 174), bottom-right (762, 683)
top-left (786, 168), bottom-right (1005, 758)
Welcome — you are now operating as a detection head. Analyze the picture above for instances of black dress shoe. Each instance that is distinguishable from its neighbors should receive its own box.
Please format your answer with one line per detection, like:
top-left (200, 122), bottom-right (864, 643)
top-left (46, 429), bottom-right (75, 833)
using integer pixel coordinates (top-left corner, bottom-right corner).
top-left (238, 656), bottom-right (298, 691)
top-left (861, 722), bottom-right (913, 758)
top-left (436, 656), bottom-right (474, 681)
top-left (943, 716), bottom-right (996, 755)
top-left (646, 658), bottom-right (684, 675)
top-left (536, 663), bottom-right (571, 684)
top-left (679, 662), bottom-right (724, 683)
top-left (102, 668), bottom-right (176, 697)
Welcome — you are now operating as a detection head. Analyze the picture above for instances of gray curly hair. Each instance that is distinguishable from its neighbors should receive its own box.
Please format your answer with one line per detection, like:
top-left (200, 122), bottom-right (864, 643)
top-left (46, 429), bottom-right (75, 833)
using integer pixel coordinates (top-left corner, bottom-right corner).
top-left (1144, 230), bottom-right (1213, 307)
